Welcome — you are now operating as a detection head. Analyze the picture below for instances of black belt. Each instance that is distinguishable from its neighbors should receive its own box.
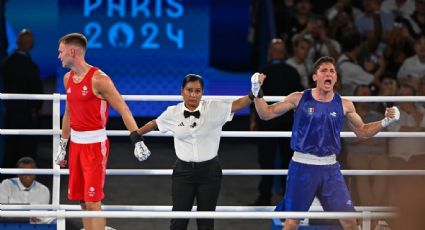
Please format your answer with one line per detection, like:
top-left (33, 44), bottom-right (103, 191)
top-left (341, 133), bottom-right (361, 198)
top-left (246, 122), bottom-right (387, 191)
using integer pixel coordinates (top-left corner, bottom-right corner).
top-left (177, 156), bottom-right (218, 168)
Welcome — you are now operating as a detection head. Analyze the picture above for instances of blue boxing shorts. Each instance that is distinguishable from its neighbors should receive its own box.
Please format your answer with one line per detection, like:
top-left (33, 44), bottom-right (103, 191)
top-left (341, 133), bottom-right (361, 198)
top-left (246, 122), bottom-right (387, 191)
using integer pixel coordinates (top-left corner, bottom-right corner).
top-left (275, 160), bottom-right (355, 213)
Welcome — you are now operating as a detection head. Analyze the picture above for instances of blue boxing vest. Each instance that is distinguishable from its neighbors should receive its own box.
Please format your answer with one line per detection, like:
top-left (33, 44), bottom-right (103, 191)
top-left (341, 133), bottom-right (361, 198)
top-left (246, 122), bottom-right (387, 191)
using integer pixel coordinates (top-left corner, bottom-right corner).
top-left (291, 89), bottom-right (344, 156)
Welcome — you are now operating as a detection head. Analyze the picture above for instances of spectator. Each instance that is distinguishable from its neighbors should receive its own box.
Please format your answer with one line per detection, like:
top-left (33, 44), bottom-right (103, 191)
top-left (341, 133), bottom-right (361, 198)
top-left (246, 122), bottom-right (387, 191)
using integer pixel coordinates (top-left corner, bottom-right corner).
top-left (381, 0), bottom-right (415, 19)
top-left (280, 0), bottom-right (314, 54)
top-left (295, 16), bottom-right (341, 64)
top-left (328, 8), bottom-right (357, 45)
top-left (382, 20), bottom-right (415, 75)
top-left (376, 74), bottom-right (399, 113)
top-left (0, 157), bottom-right (52, 224)
top-left (337, 32), bottom-right (384, 95)
top-left (356, 0), bottom-right (394, 58)
top-left (325, 0), bottom-right (363, 22)
top-left (399, 0), bottom-right (425, 39)
top-left (397, 35), bottom-right (425, 84)
top-left (387, 83), bottom-right (425, 164)
top-left (286, 36), bottom-right (312, 88)
top-left (250, 38), bottom-right (303, 206)
top-left (0, 29), bottom-right (43, 172)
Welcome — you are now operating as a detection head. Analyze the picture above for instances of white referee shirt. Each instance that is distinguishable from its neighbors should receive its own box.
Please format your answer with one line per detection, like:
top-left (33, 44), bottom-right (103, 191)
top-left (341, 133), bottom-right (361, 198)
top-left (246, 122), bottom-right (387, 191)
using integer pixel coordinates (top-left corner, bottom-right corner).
top-left (0, 177), bottom-right (50, 204)
top-left (156, 100), bottom-right (233, 162)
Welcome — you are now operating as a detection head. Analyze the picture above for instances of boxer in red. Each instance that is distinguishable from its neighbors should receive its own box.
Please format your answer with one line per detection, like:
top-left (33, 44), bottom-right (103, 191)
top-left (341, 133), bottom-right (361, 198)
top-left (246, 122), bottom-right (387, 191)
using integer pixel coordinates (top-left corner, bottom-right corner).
top-left (54, 33), bottom-right (151, 230)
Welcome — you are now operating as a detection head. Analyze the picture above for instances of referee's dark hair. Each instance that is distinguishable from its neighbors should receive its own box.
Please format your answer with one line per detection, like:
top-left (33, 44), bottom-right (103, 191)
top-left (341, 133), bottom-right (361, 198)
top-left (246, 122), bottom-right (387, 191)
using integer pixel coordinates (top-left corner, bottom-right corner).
top-left (182, 74), bottom-right (204, 89)
top-left (16, 156), bottom-right (37, 168)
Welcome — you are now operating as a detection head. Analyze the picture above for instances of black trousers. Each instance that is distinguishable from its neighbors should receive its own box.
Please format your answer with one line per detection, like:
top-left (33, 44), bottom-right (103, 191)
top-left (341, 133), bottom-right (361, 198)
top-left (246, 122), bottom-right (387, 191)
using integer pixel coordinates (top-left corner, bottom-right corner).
top-left (170, 157), bottom-right (222, 230)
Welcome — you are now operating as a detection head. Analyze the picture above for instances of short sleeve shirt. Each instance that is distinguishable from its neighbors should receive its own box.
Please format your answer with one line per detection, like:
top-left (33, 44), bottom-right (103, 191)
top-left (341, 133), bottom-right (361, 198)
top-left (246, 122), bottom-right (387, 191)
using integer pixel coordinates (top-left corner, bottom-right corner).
top-left (156, 100), bottom-right (233, 162)
top-left (0, 178), bottom-right (50, 204)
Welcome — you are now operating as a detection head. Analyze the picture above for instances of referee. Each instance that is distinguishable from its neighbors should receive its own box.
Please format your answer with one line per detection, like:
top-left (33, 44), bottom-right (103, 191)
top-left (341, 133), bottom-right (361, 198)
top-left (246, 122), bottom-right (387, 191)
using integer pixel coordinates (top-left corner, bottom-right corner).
top-left (136, 74), bottom-right (253, 230)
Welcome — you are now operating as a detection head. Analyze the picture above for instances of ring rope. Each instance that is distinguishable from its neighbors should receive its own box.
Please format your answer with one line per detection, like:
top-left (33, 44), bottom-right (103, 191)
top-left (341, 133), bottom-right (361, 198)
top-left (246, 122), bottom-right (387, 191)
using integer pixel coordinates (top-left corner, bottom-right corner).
top-left (2, 93), bottom-right (425, 102)
top-left (0, 210), bottom-right (395, 220)
top-left (1, 204), bottom-right (395, 212)
top-left (1, 168), bottom-right (425, 176)
top-left (1, 129), bottom-right (425, 138)
top-left (0, 93), bottom-right (420, 229)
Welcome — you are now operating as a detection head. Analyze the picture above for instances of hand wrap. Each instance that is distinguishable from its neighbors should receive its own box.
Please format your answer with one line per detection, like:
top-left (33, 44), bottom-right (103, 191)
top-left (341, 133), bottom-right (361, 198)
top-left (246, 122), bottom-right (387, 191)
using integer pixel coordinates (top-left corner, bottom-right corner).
top-left (55, 138), bottom-right (68, 165)
top-left (381, 106), bottom-right (400, 128)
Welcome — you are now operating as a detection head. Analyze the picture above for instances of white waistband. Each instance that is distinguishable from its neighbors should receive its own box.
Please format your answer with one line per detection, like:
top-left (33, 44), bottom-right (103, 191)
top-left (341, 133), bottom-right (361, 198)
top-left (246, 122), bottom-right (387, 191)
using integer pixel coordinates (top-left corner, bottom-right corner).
top-left (71, 129), bottom-right (107, 144)
top-left (292, 151), bottom-right (337, 165)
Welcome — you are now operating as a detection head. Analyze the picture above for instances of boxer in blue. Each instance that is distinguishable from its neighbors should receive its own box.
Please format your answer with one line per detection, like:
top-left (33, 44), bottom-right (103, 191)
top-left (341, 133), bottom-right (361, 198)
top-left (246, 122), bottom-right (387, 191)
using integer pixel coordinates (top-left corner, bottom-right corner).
top-left (251, 56), bottom-right (400, 230)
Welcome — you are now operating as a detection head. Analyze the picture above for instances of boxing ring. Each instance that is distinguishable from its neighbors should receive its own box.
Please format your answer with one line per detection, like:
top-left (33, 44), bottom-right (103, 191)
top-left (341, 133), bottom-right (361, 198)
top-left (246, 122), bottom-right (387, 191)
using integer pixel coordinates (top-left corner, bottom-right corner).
top-left (1, 93), bottom-right (425, 230)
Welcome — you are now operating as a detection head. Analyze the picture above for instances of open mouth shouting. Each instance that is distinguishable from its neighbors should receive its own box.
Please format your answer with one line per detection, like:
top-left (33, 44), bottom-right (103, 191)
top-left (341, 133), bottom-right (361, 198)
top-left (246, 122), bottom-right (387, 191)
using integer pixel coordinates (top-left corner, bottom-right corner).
top-left (324, 79), bottom-right (332, 86)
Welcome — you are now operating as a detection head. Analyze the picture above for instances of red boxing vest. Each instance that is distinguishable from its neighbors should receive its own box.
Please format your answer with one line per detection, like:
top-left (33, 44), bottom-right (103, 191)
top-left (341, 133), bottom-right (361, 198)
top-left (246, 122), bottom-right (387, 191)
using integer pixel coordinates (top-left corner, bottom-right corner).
top-left (66, 67), bottom-right (109, 131)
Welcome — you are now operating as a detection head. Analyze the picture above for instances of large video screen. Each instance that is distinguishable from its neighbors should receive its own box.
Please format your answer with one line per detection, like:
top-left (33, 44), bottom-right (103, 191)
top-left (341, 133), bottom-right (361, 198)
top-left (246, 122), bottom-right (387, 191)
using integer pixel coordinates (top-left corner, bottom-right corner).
top-left (6, 0), bottom-right (252, 117)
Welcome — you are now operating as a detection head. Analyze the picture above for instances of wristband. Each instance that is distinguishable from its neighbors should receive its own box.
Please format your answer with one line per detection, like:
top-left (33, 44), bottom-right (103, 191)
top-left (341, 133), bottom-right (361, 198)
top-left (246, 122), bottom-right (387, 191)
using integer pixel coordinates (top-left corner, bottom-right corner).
top-left (248, 92), bottom-right (255, 101)
top-left (130, 131), bottom-right (144, 144)
top-left (257, 89), bottom-right (264, 98)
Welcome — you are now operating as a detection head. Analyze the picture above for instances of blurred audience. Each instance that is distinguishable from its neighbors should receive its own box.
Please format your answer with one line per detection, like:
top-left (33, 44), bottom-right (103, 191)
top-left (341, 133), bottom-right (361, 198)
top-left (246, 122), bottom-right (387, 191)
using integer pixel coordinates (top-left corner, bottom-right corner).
top-left (382, 20), bottom-right (415, 74)
top-left (355, 0), bottom-right (395, 46)
top-left (337, 32), bottom-right (383, 95)
top-left (280, 0), bottom-right (314, 54)
top-left (397, 35), bottom-right (425, 84)
top-left (0, 29), bottom-right (43, 172)
top-left (286, 35), bottom-right (312, 88)
top-left (295, 16), bottom-right (341, 64)
top-left (387, 83), bottom-right (425, 164)
top-left (381, 0), bottom-right (415, 19)
top-left (417, 75), bottom-right (425, 109)
top-left (325, 0), bottom-right (363, 23)
top-left (343, 85), bottom-right (388, 230)
top-left (376, 74), bottom-right (399, 112)
top-left (250, 38), bottom-right (303, 206)
top-left (328, 6), bottom-right (358, 44)
top-left (399, 0), bottom-right (425, 39)
top-left (387, 83), bottom-right (425, 229)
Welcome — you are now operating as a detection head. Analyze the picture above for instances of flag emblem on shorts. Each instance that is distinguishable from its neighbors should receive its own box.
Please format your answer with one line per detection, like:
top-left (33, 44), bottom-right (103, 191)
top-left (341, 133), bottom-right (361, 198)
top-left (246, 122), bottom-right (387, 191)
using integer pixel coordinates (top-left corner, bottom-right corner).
top-left (88, 186), bottom-right (96, 197)
top-left (307, 107), bottom-right (315, 114)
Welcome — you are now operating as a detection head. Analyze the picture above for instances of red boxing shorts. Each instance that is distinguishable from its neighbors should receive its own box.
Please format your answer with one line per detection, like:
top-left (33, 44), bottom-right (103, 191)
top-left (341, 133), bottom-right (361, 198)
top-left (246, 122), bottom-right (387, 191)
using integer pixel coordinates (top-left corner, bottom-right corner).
top-left (68, 139), bottom-right (110, 202)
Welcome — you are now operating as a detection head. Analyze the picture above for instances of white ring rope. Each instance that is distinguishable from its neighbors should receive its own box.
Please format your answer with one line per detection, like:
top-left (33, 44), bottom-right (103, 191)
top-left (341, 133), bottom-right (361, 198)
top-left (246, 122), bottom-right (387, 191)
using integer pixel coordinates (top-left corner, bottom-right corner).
top-left (2, 168), bottom-right (425, 176)
top-left (1, 204), bottom-right (395, 212)
top-left (0, 210), bottom-right (395, 219)
top-left (1, 129), bottom-right (425, 138)
top-left (0, 93), bottom-right (421, 229)
top-left (2, 93), bottom-right (425, 102)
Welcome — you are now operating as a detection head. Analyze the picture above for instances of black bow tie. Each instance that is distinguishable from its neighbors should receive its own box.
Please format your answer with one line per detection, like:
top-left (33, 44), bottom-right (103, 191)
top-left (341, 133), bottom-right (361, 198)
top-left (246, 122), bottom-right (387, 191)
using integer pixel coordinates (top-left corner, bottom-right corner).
top-left (184, 110), bottom-right (200, 118)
